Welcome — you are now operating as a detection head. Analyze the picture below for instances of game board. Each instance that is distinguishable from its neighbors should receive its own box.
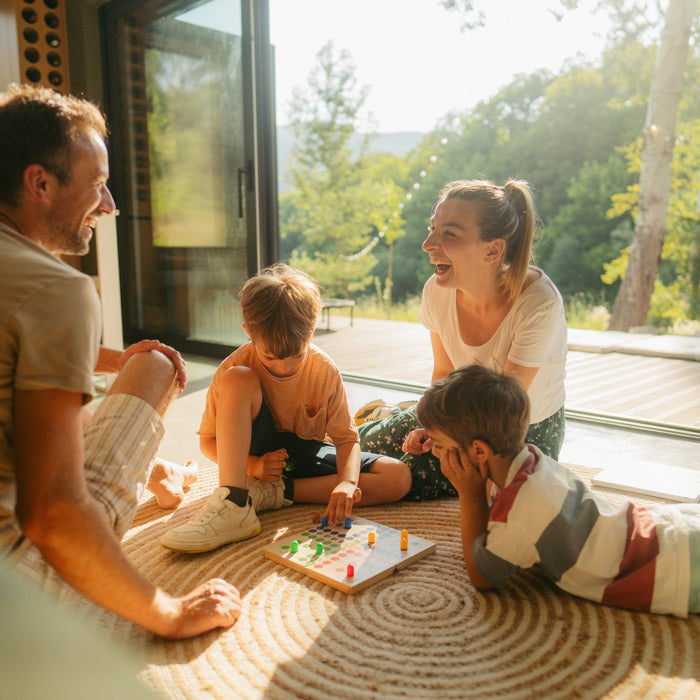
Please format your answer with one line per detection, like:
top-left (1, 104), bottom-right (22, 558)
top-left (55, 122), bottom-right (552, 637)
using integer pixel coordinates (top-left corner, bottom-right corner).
top-left (263, 517), bottom-right (436, 594)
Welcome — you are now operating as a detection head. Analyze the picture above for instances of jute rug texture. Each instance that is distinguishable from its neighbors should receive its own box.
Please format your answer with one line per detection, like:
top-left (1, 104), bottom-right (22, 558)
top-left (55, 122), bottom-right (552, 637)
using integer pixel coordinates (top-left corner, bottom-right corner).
top-left (80, 463), bottom-right (700, 699)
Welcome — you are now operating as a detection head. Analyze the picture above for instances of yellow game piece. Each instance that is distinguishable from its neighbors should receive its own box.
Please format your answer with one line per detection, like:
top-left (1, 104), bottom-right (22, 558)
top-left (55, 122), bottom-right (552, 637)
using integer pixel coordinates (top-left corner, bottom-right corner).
top-left (401, 529), bottom-right (408, 539)
top-left (400, 537), bottom-right (408, 551)
top-left (368, 531), bottom-right (376, 545)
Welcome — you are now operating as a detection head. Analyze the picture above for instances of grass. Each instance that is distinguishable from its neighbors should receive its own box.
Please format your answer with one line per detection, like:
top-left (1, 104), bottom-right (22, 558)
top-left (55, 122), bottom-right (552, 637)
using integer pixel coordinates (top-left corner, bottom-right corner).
top-left (354, 295), bottom-right (422, 322)
top-left (354, 291), bottom-right (699, 336)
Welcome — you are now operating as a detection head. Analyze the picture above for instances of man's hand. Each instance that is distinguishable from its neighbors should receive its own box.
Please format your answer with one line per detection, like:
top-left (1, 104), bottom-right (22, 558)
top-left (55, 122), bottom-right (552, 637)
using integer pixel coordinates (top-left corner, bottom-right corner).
top-left (248, 449), bottom-right (288, 482)
top-left (324, 480), bottom-right (361, 525)
top-left (122, 340), bottom-right (187, 392)
top-left (159, 578), bottom-right (242, 640)
top-left (402, 428), bottom-right (433, 455)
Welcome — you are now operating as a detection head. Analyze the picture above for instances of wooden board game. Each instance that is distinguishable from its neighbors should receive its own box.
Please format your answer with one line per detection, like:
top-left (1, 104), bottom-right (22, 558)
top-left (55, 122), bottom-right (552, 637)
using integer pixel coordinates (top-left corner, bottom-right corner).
top-left (263, 516), bottom-right (436, 594)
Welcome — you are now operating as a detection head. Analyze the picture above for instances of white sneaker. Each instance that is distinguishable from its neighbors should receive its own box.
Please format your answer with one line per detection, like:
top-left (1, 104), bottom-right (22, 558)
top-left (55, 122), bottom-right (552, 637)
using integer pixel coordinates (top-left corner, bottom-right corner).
top-left (160, 487), bottom-right (261, 553)
top-left (247, 477), bottom-right (292, 512)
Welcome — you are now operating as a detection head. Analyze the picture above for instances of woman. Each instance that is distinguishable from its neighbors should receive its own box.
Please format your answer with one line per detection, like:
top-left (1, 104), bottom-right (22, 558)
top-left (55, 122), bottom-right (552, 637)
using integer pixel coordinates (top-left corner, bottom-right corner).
top-left (358, 179), bottom-right (567, 500)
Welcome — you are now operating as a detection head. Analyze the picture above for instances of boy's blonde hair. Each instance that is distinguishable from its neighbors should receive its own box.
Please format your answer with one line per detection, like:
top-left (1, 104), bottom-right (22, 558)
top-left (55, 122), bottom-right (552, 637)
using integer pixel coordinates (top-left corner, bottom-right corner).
top-left (416, 365), bottom-right (530, 456)
top-left (240, 263), bottom-right (322, 358)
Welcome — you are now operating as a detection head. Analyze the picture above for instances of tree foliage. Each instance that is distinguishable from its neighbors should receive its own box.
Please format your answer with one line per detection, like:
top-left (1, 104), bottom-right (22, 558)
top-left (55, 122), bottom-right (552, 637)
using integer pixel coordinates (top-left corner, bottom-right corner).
top-left (280, 43), bottom-right (405, 299)
top-left (278, 3), bottom-right (700, 329)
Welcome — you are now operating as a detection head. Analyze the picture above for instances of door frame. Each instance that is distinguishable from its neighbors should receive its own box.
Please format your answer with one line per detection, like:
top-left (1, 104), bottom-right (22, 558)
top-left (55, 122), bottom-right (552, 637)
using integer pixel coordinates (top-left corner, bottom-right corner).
top-left (99, 0), bottom-right (277, 358)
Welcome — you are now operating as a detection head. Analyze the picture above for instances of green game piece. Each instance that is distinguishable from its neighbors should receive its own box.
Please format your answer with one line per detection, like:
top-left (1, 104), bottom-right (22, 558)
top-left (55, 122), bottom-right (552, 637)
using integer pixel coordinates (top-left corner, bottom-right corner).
top-left (316, 543), bottom-right (323, 555)
top-left (291, 540), bottom-right (299, 554)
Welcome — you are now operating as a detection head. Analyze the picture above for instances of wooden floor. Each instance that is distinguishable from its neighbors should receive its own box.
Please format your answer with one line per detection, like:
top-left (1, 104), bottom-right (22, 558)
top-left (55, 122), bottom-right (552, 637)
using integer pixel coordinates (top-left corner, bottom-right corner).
top-left (311, 316), bottom-right (700, 430)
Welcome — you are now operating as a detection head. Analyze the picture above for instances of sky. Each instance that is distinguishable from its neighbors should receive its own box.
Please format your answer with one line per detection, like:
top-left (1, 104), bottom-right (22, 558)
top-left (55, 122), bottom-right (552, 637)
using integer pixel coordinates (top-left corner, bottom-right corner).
top-left (269, 0), bottom-right (613, 133)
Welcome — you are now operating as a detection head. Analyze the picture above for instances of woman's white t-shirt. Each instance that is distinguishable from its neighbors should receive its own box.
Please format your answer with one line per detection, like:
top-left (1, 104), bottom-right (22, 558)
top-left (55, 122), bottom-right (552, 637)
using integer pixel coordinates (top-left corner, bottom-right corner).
top-left (419, 268), bottom-right (567, 423)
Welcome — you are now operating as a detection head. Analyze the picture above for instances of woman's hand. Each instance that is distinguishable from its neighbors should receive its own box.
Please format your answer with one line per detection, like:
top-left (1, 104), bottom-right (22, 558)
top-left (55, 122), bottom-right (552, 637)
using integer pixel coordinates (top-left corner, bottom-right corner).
top-left (402, 428), bottom-right (433, 455)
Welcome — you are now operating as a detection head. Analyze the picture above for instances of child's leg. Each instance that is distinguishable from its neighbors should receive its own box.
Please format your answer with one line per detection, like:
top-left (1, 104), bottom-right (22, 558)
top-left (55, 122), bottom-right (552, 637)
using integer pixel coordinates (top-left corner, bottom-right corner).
top-left (159, 366), bottom-right (263, 553)
top-left (286, 438), bottom-right (411, 505)
top-left (359, 456), bottom-right (412, 503)
top-left (215, 366), bottom-right (264, 488)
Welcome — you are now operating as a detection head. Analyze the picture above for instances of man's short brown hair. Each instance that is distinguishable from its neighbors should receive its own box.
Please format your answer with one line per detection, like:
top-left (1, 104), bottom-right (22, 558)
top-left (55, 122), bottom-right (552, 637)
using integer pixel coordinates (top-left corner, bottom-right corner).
top-left (240, 264), bottom-right (322, 358)
top-left (0, 84), bottom-right (107, 206)
top-left (417, 365), bottom-right (530, 456)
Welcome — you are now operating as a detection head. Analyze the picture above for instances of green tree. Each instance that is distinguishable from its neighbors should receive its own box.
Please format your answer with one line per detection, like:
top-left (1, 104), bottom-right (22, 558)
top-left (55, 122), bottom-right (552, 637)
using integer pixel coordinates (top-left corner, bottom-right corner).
top-left (280, 43), bottom-right (404, 298)
top-left (387, 45), bottom-right (647, 303)
top-left (544, 153), bottom-right (635, 299)
top-left (609, 0), bottom-right (699, 330)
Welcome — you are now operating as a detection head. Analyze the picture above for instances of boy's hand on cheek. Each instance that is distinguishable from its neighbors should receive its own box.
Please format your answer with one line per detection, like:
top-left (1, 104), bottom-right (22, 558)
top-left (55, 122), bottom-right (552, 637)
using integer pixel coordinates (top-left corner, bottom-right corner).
top-left (440, 448), bottom-right (485, 496)
top-left (249, 449), bottom-right (288, 482)
top-left (324, 481), bottom-right (361, 525)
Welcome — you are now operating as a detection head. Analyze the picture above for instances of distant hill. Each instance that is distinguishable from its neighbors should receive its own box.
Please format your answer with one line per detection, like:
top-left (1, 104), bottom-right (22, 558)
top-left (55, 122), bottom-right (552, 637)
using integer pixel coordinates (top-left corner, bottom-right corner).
top-left (276, 125), bottom-right (423, 192)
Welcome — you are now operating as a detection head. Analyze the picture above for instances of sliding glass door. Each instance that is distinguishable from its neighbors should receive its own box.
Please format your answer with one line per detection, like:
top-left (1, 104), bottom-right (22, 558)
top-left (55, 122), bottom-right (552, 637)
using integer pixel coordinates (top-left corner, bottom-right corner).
top-left (101, 0), bottom-right (277, 354)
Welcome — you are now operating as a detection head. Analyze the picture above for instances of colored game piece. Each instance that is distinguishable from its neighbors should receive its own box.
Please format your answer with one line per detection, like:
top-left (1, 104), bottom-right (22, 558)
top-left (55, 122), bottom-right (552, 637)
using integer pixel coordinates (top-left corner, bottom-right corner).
top-left (368, 531), bottom-right (376, 545)
top-left (291, 540), bottom-right (299, 554)
top-left (347, 564), bottom-right (354, 578)
top-left (401, 529), bottom-right (408, 539)
top-left (321, 516), bottom-right (329, 527)
top-left (263, 517), bottom-right (437, 594)
top-left (316, 542), bottom-right (324, 555)
top-left (344, 517), bottom-right (352, 529)
top-left (400, 537), bottom-right (408, 551)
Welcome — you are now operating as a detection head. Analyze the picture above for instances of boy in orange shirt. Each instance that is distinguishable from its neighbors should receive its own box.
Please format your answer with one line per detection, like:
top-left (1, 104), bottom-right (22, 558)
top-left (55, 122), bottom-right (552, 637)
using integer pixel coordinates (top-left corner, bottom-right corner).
top-left (161, 264), bottom-right (411, 553)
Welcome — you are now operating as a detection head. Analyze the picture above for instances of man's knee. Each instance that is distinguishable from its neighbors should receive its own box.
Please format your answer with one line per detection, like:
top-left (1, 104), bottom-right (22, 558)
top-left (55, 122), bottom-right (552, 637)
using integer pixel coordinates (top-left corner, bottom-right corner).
top-left (110, 350), bottom-right (178, 413)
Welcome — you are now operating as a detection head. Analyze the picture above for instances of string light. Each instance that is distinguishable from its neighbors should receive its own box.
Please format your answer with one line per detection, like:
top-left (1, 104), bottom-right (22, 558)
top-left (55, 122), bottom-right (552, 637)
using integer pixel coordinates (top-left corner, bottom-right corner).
top-left (343, 136), bottom-right (449, 261)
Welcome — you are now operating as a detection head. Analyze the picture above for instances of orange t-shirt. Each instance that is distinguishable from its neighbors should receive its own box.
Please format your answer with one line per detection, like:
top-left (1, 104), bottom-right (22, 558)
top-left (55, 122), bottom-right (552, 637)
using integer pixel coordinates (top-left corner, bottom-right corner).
top-left (198, 342), bottom-right (358, 447)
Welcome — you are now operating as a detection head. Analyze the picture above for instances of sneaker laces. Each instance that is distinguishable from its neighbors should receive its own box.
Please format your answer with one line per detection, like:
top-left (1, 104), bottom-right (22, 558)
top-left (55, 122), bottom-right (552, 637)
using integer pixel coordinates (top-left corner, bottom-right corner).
top-left (190, 491), bottom-right (227, 525)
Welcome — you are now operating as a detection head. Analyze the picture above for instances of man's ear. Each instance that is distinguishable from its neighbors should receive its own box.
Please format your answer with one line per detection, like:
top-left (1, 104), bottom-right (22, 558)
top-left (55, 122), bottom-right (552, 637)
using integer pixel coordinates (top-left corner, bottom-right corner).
top-left (22, 164), bottom-right (55, 204)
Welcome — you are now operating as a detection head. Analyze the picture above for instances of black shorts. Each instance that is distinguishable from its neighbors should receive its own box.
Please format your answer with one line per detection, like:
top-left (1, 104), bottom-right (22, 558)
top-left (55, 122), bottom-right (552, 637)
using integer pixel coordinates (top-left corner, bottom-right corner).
top-left (249, 399), bottom-right (380, 479)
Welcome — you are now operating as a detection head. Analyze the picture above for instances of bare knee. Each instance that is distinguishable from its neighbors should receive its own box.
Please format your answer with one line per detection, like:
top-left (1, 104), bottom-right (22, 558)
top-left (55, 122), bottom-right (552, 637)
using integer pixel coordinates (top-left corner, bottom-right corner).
top-left (110, 350), bottom-right (178, 415)
top-left (370, 457), bottom-right (412, 501)
top-left (220, 366), bottom-right (263, 418)
top-left (221, 366), bottom-right (262, 401)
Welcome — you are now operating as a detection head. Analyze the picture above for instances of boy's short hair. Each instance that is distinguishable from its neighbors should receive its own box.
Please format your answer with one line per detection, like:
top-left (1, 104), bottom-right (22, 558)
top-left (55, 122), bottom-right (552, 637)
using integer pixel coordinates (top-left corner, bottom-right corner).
top-left (416, 365), bottom-right (530, 456)
top-left (240, 263), bottom-right (322, 358)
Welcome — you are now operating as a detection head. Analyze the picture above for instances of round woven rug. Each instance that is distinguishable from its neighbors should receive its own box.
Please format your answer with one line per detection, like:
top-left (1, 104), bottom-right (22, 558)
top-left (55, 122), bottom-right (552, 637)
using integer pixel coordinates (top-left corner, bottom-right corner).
top-left (80, 463), bottom-right (700, 699)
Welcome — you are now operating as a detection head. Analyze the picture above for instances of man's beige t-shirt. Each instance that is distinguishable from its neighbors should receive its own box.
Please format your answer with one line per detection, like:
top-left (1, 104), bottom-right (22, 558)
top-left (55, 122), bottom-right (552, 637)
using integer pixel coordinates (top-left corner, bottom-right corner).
top-left (0, 223), bottom-right (101, 551)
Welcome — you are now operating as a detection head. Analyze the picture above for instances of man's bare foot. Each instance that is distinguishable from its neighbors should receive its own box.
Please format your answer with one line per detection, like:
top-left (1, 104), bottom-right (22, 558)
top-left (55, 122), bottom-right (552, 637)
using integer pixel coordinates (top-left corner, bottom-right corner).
top-left (148, 459), bottom-right (199, 509)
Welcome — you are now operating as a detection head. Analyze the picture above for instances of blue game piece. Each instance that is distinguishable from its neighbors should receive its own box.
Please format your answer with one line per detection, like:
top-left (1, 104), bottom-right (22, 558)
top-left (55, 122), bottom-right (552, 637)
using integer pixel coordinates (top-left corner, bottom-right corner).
top-left (321, 516), bottom-right (329, 528)
top-left (344, 517), bottom-right (352, 529)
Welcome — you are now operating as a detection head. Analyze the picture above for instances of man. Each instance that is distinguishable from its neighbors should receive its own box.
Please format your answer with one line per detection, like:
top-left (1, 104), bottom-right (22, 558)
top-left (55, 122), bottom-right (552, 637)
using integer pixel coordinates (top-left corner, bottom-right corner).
top-left (0, 84), bottom-right (241, 638)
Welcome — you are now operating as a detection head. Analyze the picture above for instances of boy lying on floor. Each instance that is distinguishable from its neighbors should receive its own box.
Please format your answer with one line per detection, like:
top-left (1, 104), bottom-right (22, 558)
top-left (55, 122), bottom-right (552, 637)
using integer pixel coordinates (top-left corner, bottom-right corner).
top-left (416, 364), bottom-right (699, 618)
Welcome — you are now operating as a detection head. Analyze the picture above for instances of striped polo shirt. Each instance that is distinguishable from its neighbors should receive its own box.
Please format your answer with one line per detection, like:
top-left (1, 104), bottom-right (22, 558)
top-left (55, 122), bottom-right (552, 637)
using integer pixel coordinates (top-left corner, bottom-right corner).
top-left (473, 446), bottom-right (690, 617)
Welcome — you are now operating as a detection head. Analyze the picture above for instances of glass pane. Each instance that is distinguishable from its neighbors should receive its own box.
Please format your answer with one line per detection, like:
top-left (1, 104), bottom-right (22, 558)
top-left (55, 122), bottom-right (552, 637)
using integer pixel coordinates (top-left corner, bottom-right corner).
top-left (116, 0), bottom-right (249, 347)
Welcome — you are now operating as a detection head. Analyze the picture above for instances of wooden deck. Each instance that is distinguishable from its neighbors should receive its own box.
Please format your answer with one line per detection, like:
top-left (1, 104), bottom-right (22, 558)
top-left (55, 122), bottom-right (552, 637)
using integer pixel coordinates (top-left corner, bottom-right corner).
top-left (311, 317), bottom-right (700, 430)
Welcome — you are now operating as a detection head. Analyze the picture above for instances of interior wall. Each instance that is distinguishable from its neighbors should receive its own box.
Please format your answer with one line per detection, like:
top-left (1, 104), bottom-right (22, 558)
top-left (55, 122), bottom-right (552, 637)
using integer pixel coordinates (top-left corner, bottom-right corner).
top-left (65, 0), bottom-right (105, 100)
top-left (0, 0), bottom-right (21, 88)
